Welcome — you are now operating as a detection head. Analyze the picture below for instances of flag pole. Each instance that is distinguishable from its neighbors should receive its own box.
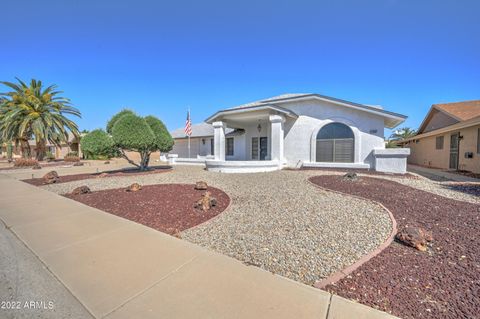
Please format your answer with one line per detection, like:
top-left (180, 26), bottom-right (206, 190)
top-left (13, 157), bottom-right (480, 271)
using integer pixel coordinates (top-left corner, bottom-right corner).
top-left (188, 107), bottom-right (191, 159)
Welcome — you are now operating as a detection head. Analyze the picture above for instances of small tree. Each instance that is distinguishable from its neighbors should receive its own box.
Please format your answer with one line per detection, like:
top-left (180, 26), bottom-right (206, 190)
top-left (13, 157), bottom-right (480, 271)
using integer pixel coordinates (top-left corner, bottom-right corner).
top-left (110, 111), bottom-right (173, 170)
top-left (106, 109), bottom-right (134, 134)
top-left (80, 129), bottom-right (114, 159)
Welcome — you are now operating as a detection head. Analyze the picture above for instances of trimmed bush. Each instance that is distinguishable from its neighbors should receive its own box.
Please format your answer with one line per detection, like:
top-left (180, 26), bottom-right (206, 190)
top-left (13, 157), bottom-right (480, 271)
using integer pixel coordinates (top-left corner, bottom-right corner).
top-left (64, 155), bottom-right (80, 162)
top-left (144, 116), bottom-right (174, 153)
top-left (80, 129), bottom-right (115, 159)
top-left (106, 109), bottom-right (135, 134)
top-left (14, 158), bottom-right (38, 167)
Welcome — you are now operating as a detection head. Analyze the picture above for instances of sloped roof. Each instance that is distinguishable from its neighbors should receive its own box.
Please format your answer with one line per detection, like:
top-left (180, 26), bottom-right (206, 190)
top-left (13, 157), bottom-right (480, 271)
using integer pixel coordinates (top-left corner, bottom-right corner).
top-left (417, 100), bottom-right (480, 134)
top-left (403, 115), bottom-right (480, 142)
top-left (433, 100), bottom-right (480, 121)
top-left (171, 122), bottom-right (234, 139)
top-left (206, 93), bottom-right (406, 128)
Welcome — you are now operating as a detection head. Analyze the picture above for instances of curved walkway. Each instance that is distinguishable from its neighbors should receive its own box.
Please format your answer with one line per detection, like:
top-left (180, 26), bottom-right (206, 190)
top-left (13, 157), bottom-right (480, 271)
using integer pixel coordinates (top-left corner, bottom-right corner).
top-left (310, 174), bottom-right (480, 319)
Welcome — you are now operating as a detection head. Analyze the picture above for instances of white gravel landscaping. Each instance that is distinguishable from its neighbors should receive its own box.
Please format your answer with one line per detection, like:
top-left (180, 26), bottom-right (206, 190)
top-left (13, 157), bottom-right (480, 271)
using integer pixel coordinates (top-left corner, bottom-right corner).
top-left (40, 165), bottom-right (393, 285)
top-left (37, 165), bottom-right (478, 285)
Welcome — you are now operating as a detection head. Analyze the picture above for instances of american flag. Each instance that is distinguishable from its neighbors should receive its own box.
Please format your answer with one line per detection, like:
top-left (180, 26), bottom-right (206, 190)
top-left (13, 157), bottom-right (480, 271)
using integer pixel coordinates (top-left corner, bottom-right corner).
top-left (184, 110), bottom-right (192, 136)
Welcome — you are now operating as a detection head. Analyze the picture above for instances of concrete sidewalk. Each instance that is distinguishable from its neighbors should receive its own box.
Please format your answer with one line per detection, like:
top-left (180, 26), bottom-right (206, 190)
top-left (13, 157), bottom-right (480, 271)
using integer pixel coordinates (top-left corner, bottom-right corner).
top-left (0, 174), bottom-right (398, 319)
top-left (408, 164), bottom-right (480, 183)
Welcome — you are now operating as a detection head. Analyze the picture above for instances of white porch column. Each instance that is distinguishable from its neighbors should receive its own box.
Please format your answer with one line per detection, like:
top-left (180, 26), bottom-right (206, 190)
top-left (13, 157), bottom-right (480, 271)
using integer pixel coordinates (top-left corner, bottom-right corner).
top-left (269, 115), bottom-right (285, 162)
top-left (213, 121), bottom-right (226, 161)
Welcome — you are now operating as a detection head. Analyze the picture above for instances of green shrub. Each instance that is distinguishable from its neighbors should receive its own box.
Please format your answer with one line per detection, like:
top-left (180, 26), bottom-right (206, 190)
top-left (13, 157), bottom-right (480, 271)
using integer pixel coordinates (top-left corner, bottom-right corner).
top-left (80, 129), bottom-right (115, 159)
top-left (144, 116), bottom-right (174, 153)
top-left (106, 109), bottom-right (135, 134)
top-left (45, 151), bottom-right (55, 161)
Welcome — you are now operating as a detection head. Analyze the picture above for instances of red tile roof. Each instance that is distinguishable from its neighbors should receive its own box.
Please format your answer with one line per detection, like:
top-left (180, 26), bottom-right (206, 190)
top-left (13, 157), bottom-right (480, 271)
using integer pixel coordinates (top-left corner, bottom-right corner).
top-left (433, 100), bottom-right (480, 121)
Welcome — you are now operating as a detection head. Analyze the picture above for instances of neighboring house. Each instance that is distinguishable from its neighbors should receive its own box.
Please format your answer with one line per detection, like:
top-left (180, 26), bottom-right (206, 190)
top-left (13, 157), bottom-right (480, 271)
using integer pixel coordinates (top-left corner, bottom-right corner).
top-left (170, 93), bottom-right (409, 173)
top-left (170, 122), bottom-right (236, 158)
top-left (400, 100), bottom-right (480, 173)
top-left (0, 133), bottom-right (81, 159)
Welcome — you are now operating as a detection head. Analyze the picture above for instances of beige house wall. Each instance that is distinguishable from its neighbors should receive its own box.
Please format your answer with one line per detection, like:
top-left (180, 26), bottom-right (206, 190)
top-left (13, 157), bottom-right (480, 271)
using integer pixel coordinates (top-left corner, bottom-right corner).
top-left (122, 151), bottom-right (162, 163)
top-left (405, 124), bottom-right (480, 173)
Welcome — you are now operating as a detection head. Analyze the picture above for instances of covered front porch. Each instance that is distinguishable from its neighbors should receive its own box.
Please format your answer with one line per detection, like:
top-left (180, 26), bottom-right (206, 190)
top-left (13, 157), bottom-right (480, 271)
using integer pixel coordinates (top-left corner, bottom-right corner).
top-left (204, 105), bottom-right (296, 173)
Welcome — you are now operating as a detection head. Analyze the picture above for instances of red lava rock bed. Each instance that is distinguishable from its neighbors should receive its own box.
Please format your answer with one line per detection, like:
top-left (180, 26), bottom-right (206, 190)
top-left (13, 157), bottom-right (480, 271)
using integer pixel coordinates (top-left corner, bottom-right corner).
top-left (22, 166), bottom-right (172, 186)
top-left (299, 167), bottom-right (419, 179)
top-left (65, 184), bottom-right (230, 235)
top-left (309, 175), bottom-right (480, 319)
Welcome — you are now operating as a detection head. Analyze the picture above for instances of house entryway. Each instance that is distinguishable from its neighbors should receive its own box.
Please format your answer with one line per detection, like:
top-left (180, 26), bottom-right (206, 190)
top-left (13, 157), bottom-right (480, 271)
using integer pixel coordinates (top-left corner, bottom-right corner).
top-left (252, 137), bottom-right (268, 160)
top-left (449, 132), bottom-right (460, 170)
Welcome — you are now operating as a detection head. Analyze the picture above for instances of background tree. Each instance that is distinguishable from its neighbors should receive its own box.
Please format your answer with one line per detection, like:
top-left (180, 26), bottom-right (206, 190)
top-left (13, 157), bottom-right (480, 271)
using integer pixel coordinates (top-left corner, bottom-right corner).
top-left (389, 127), bottom-right (417, 141)
top-left (109, 111), bottom-right (173, 170)
top-left (80, 129), bottom-right (114, 159)
top-left (0, 78), bottom-right (81, 160)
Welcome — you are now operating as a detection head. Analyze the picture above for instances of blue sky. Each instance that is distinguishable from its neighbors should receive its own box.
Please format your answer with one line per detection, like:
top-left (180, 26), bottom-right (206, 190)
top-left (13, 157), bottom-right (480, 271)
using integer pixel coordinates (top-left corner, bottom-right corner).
top-left (1, 0), bottom-right (479, 137)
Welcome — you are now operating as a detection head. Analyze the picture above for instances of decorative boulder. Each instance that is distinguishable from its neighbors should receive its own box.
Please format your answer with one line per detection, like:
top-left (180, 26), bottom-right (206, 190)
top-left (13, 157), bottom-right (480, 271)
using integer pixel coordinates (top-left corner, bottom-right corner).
top-left (194, 191), bottom-right (217, 212)
top-left (194, 181), bottom-right (208, 190)
top-left (43, 171), bottom-right (59, 184)
top-left (342, 172), bottom-right (358, 181)
top-left (32, 164), bottom-right (42, 170)
top-left (126, 183), bottom-right (142, 192)
top-left (395, 226), bottom-right (433, 251)
top-left (104, 161), bottom-right (110, 164)
top-left (73, 162), bottom-right (84, 166)
top-left (70, 186), bottom-right (91, 195)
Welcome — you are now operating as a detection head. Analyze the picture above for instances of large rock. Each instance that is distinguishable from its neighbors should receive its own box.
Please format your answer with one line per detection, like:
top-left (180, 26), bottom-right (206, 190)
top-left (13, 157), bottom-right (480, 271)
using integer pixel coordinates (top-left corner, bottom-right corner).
top-left (32, 163), bottom-right (42, 170)
top-left (70, 186), bottom-right (91, 195)
top-left (43, 171), bottom-right (59, 184)
top-left (73, 162), bottom-right (84, 166)
top-left (194, 181), bottom-right (208, 190)
top-left (126, 183), bottom-right (142, 192)
top-left (342, 172), bottom-right (358, 181)
top-left (395, 226), bottom-right (433, 251)
top-left (194, 191), bottom-right (217, 212)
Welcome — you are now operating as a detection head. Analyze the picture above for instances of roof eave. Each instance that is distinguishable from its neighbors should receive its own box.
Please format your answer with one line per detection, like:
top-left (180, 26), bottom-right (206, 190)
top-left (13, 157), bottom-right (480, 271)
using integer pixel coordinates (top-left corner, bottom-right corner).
top-left (205, 105), bottom-right (298, 123)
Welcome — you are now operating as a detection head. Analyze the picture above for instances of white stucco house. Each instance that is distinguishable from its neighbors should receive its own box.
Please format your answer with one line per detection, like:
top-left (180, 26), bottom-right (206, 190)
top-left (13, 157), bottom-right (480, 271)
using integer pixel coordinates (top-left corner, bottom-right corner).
top-left (170, 93), bottom-right (410, 173)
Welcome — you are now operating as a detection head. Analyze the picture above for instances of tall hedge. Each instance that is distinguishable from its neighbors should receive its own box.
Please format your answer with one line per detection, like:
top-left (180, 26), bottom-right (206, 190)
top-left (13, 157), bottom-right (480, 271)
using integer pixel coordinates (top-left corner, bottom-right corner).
top-left (80, 129), bottom-right (114, 159)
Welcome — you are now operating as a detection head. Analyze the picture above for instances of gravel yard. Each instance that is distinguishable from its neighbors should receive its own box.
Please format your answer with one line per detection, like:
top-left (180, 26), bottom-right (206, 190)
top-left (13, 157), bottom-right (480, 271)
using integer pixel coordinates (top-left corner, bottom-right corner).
top-left (36, 166), bottom-right (477, 288)
top-left (310, 175), bottom-right (480, 319)
top-left (40, 165), bottom-right (392, 285)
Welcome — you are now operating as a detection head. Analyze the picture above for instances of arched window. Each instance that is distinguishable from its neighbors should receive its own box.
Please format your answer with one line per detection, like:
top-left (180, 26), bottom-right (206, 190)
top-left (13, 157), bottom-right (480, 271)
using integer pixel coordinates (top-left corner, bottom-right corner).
top-left (316, 123), bottom-right (354, 162)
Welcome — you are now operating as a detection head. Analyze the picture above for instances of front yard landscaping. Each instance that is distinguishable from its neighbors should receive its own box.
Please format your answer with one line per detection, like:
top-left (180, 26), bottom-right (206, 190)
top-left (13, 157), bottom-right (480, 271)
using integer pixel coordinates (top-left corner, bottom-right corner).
top-left (65, 184), bottom-right (230, 235)
top-left (310, 175), bottom-right (480, 319)
top-left (24, 165), bottom-right (480, 319)
top-left (22, 165), bottom-right (172, 185)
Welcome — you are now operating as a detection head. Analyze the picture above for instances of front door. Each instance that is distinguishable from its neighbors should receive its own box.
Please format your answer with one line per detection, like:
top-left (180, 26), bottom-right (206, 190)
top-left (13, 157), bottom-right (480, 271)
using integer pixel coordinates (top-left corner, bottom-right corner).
top-left (449, 133), bottom-right (460, 170)
top-left (259, 137), bottom-right (268, 160)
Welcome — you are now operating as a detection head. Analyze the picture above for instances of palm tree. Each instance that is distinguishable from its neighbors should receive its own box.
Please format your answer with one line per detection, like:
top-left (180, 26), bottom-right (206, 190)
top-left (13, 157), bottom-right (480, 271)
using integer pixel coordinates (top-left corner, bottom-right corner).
top-left (0, 78), bottom-right (81, 160)
top-left (389, 127), bottom-right (417, 141)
